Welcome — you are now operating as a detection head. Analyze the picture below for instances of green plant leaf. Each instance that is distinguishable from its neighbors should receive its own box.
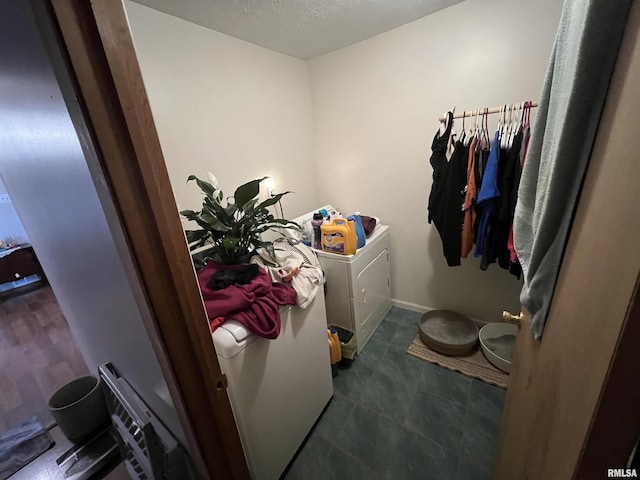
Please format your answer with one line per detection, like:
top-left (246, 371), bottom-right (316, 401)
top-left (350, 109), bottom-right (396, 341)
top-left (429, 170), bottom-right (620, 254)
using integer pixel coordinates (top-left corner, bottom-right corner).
top-left (233, 177), bottom-right (266, 208)
top-left (185, 229), bottom-right (210, 244)
top-left (182, 212), bottom-right (214, 230)
top-left (187, 233), bottom-right (211, 251)
top-left (200, 211), bottom-right (232, 232)
top-left (224, 204), bottom-right (238, 218)
top-left (205, 199), bottom-right (234, 224)
top-left (256, 191), bottom-right (291, 210)
top-left (249, 239), bottom-right (274, 254)
top-left (184, 173), bottom-right (301, 263)
top-left (180, 209), bottom-right (198, 217)
top-left (265, 242), bottom-right (275, 258)
top-left (187, 175), bottom-right (216, 197)
top-left (222, 236), bottom-right (240, 249)
top-left (189, 241), bottom-right (207, 251)
top-left (250, 224), bottom-right (275, 235)
top-left (240, 197), bottom-right (259, 213)
top-left (268, 218), bottom-right (301, 228)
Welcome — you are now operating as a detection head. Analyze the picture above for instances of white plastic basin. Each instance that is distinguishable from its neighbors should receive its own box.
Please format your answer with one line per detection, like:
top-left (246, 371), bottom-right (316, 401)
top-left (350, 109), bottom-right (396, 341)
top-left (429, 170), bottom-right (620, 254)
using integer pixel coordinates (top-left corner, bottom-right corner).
top-left (479, 323), bottom-right (518, 373)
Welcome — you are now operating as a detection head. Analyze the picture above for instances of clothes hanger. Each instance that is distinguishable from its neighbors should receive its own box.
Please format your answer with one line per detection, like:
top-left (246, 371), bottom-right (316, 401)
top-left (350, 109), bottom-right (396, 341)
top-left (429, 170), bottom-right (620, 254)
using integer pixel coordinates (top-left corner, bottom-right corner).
top-left (445, 110), bottom-right (456, 160)
top-left (507, 103), bottom-right (514, 147)
top-left (439, 107), bottom-right (455, 137)
top-left (478, 108), bottom-right (484, 149)
top-left (462, 110), bottom-right (471, 147)
top-left (518, 102), bottom-right (526, 129)
top-left (514, 101), bottom-right (525, 145)
top-left (450, 106), bottom-right (457, 141)
top-left (507, 103), bottom-right (515, 149)
top-left (499, 104), bottom-right (506, 148)
top-left (483, 107), bottom-right (490, 149)
top-left (506, 103), bottom-right (515, 148)
top-left (479, 108), bottom-right (485, 149)
top-left (460, 111), bottom-right (467, 146)
top-left (500, 104), bottom-right (505, 148)
top-left (503, 104), bottom-right (510, 148)
top-left (474, 108), bottom-right (480, 140)
top-left (514, 102), bottom-right (521, 141)
top-left (469, 109), bottom-right (477, 145)
top-left (463, 111), bottom-right (474, 147)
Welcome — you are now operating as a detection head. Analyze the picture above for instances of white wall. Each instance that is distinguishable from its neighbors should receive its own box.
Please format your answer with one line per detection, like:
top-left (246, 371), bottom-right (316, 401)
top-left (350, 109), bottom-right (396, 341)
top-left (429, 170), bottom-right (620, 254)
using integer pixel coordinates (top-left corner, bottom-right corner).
top-left (126, 2), bottom-right (318, 219)
top-left (309, 0), bottom-right (563, 321)
top-left (0, 176), bottom-right (29, 244)
top-left (127, 0), bottom-right (562, 322)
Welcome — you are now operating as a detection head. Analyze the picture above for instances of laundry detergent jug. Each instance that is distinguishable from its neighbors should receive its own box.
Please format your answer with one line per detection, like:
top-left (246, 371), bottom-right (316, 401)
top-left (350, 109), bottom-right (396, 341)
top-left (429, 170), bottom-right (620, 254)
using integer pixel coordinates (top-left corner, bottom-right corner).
top-left (321, 218), bottom-right (357, 255)
top-left (348, 213), bottom-right (366, 249)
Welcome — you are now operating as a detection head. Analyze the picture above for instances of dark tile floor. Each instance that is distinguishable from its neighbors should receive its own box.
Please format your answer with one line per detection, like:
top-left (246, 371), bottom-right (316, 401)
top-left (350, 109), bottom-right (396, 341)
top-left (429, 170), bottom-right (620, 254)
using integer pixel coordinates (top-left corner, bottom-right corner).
top-left (283, 307), bottom-right (506, 480)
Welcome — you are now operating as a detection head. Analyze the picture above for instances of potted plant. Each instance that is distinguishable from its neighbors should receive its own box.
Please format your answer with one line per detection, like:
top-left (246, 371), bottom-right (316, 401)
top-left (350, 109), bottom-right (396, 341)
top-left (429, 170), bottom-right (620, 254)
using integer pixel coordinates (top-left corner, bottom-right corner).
top-left (180, 175), bottom-right (299, 265)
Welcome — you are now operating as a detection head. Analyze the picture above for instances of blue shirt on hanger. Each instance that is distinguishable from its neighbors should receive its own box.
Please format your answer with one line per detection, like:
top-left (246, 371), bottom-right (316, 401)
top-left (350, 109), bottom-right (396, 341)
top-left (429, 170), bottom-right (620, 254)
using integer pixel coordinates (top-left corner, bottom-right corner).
top-left (474, 131), bottom-right (501, 257)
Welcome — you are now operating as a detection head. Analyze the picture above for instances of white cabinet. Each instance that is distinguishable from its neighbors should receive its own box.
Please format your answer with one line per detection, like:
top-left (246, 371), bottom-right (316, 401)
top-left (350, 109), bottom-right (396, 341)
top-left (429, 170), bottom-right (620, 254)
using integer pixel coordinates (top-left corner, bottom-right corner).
top-left (316, 225), bottom-right (391, 353)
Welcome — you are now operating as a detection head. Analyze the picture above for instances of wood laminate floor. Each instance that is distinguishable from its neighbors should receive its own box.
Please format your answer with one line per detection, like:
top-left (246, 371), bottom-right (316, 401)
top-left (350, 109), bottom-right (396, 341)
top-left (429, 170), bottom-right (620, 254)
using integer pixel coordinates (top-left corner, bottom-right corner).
top-left (0, 286), bottom-right (89, 434)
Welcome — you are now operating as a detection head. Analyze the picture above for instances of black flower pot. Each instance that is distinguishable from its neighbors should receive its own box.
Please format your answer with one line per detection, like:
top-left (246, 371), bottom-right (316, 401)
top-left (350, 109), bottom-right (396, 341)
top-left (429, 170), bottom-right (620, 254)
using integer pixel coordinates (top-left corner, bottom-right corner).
top-left (214, 251), bottom-right (255, 266)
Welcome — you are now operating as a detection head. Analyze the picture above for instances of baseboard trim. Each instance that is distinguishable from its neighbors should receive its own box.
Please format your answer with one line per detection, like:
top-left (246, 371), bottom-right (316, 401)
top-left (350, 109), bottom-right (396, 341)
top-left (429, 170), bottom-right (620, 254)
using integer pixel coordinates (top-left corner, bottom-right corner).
top-left (390, 299), bottom-right (491, 328)
top-left (390, 299), bottom-right (431, 313)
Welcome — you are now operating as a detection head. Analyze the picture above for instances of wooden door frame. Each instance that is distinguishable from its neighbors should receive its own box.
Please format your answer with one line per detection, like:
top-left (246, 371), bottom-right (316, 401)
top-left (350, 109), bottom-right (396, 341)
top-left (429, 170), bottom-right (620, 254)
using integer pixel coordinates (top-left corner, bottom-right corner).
top-left (42, 1), bottom-right (250, 478)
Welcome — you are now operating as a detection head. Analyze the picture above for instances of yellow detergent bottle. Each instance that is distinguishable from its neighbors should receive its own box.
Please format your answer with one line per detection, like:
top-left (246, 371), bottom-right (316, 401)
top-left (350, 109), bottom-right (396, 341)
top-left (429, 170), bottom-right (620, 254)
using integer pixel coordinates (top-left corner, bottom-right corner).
top-left (321, 218), bottom-right (357, 255)
top-left (327, 328), bottom-right (342, 364)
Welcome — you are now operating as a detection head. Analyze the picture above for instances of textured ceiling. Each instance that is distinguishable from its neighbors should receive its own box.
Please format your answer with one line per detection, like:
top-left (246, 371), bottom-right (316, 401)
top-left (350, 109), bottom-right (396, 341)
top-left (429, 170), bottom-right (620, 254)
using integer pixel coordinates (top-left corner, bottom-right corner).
top-left (130, 0), bottom-right (465, 60)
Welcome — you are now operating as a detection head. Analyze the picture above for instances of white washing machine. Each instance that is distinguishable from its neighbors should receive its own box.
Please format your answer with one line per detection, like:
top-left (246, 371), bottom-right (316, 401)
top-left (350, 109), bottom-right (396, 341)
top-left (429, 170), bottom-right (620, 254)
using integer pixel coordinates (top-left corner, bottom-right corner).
top-left (294, 206), bottom-right (392, 353)
top-left (211, 294), bottom-right (333, 480)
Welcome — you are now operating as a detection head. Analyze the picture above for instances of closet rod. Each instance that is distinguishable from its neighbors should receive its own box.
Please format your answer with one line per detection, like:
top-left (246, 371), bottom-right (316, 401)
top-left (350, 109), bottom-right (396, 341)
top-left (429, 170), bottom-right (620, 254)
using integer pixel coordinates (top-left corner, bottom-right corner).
top-left (437, 102), bottom-right (539, 122)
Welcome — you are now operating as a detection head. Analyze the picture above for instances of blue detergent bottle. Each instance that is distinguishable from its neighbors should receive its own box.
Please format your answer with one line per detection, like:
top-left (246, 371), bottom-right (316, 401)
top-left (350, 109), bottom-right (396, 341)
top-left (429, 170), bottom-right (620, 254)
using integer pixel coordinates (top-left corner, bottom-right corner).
top-left (348, 212), bottom-right (366, 249)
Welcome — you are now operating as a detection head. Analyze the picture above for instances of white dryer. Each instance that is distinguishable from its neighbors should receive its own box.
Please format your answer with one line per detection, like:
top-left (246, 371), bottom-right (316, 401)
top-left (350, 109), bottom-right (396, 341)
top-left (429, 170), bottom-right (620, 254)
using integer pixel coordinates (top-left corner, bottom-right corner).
top-left (294, 206), bottom-right (392, 353)
top-left (211, 294), bottom-right (333, 480)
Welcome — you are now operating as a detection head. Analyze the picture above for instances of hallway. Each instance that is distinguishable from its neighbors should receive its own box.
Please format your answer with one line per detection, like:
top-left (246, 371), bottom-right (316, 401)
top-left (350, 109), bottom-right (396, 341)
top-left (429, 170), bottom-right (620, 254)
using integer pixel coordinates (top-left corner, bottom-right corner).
top-left (0, 286), bottom-right (88, 433)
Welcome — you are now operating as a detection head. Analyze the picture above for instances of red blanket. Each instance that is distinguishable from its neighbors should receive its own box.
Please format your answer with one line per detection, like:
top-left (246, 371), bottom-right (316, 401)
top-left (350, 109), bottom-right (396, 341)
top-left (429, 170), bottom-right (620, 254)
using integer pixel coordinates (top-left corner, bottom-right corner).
top-left (198, 261), bottom-right (296, 339)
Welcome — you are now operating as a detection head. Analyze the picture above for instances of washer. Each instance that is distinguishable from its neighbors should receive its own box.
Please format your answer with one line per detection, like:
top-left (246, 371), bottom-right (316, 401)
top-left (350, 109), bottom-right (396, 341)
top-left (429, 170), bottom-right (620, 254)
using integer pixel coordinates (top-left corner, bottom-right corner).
top-left (212, 294), bottom-right (333, 480)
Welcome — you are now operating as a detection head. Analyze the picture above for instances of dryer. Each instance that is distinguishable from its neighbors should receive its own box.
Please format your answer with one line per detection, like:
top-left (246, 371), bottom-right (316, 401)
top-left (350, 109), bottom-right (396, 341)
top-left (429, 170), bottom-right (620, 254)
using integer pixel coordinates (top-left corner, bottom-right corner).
top-left (294, 206), bottom-right (392, 353)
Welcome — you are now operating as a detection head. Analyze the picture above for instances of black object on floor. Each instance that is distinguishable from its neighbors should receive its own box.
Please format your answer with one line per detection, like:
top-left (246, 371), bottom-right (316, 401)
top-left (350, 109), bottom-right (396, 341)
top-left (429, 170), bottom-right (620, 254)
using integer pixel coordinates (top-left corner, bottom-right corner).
top-left (56, 428), bottom-right (119, 480)
top-left (0, 416), bottom-right (54, 480)
top-left (329, 324), bottom-right (357, 368)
